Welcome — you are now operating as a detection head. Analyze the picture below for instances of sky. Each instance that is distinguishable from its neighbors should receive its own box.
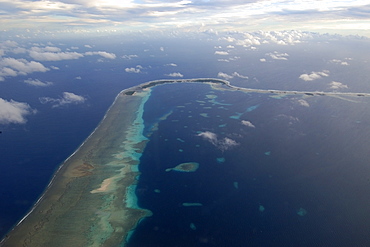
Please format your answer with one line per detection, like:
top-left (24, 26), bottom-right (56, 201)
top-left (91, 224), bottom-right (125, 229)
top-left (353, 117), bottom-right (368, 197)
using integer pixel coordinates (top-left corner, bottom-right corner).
top-left (0, 0), bottom-right (370, 36)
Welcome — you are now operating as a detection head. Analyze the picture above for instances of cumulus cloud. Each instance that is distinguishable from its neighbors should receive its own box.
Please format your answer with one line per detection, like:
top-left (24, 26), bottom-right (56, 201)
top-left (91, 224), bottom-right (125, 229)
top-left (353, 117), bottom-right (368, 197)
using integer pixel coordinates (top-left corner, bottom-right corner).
top-left (330, 59), bottom-right (349, 65)
top-left (122, 54), bottom-right (138, 60)
top-left (39, 92), bottom-right (86, 108)
top-left (85, 51), bottom-right (116, 59)
top-left (24, 78), bottom-right (53, 87)
top-left (329, 81), bottom-right (348, 89)
top-left (197, 131), bottom-right (239, 151)
top-left (218, 72), bottom-right (233, 80)
top-left (30, 46), bottom-right (62, 53)
top-left (218, 72), bottom-right (248, 80)
top-left (241, 120), bottom-right (255, 128)
top-left (297, 99), bottom-right (310, 107)
top-left (165, 72), bottom-right (183, 77)
top-left (0, 98), bottom-right (36, 124)
top-left (0, 58), bottom-right (49, 81)
top-left (215, 51), bottom-right (229, 55)
top-left (164, 63), bottom-right (177, 67)
top-left (260, 58), bottom-right (266, 62)
top-left (266, 51), bottom-right (289, 60)
top-left (299, 70), bottom-right (330, 81)
top-left (29, 51), bottom-right (84, 61)
top-left (125, 67), bottom-right (141, 73)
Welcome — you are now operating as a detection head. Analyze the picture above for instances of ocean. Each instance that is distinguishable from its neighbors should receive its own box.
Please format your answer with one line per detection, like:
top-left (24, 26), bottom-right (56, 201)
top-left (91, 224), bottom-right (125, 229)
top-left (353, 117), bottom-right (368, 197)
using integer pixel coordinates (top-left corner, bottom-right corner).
top-left (127, 82), bottom-right (370, 247)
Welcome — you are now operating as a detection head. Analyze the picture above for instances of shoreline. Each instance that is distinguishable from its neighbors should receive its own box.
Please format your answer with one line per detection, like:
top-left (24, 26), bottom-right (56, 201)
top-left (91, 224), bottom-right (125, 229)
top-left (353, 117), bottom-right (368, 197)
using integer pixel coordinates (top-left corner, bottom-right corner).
top-left (1, 78), bottom-right (369, 246)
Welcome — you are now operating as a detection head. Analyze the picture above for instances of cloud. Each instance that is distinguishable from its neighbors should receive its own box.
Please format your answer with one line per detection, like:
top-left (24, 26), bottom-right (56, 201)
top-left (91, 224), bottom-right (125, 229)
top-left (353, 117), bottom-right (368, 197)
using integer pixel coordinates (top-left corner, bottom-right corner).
top-left (260, 58), bottom-right (266, 62)
top-left (85, 51), bottom-right (116, 59)
top-left (330, 59), bottom-right (349, 65)
top-left (1, 1), bottom-right (370, 36)
top-left (165, 72), bottom-right (183, 77)
top-left (30, 46), bottom-right (62, 53)
top-left (39, 92), bottom-right (86, 108)
top-left (266, 51), bottom-right (289, 60)
top-left (164, 63), bottom-right (177, 67)
top-left (29, 51), bottom-right (84, 61)
top-left (197, 131), bottom-right (239, 151)
top-left (329, 81), bottom-right (348, 89)
top-left (122, 54), bottom-right (138, 60)
top-left (241, 120), bottom-right (255, 128)
top-left (297, 99), bottom-right (310, 107)
top-left (24, 78), bottom-right (53, 87)
top-left (215, 51), bottom-right (229, 55)
top-left (0, 57), bottom-right (49, 81)
top-left (125, 67), bottom-right (141, 73)
top-left (218, 72), bottom-right (233, 80)
top-left (218, 71), bottom-right (248, 80)
top-left (0, 98), bottom-right (36, 124)
top-left (299, 70), bottom-right (330, 81)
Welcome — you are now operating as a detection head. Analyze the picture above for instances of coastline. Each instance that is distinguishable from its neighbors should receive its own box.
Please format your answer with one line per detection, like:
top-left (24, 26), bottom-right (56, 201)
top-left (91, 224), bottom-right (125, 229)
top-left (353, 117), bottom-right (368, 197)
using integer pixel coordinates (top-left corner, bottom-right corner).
top-left (2, 78), bottom-right (369, 247)
top-left (0, 86), bottom-right (152, 246)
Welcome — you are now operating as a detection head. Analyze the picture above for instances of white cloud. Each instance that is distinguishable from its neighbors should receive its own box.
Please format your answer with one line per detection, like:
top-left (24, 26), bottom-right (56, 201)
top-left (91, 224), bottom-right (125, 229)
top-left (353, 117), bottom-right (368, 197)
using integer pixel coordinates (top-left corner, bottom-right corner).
top-left (330, 59), bottom-right (349, 65)
top-left (24, 78), bottom-right (53, 87)
top-left (218, 72), bottom-right (233, 80)
top-left (299, 70), bottom-right (330, 81)
top-left (30, 46), bottom-right (62, 53)
top-left (215, 51), bottom-right (229, 55)
top-left (85, 51), bottom-right (116, 59)
top-left (297, 99), bottom-right (310, 107)
top-left (329, 81), bottom-right (348, 89)
top-left (197, 131), bottom-right (239, 151)
top-left (241, 120), bottom-right (255, 128)
top-left (218, 72), bottom-right (248, 80)
top-left (164, 63), bottom-right (177, 67)
top-left (160, 47), bottom-right (165, 52)
top-left (29, 51), bottom-right (84, 61)
top-left (260, 58), bottom-right (266, 62)
top-left (197, 131), bottom-right (218, 145)
top-left (84, 45), bottom-right (92, 48)
top-left (125, 67), bottom-right (141, 73)
top-left (266, 51), bottom-right (289, 60)
top-left (39, 92), bottom-right (86, 108)
top-left (122, 54), bottom-right (138, 60)
top-left (0, 58), bottom-right (49, 81)
top-left (165, 72), bottom-right (183, 77)
top-left (50, 66), bottom-right (59, 70)
top-left (0, 98), bottom-right (36, 124)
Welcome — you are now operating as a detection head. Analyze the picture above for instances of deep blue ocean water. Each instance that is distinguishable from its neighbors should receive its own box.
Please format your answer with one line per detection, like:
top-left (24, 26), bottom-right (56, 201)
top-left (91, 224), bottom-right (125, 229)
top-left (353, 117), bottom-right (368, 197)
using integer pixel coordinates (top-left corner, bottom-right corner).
top-left (128, 83), bottom-right (370, 247)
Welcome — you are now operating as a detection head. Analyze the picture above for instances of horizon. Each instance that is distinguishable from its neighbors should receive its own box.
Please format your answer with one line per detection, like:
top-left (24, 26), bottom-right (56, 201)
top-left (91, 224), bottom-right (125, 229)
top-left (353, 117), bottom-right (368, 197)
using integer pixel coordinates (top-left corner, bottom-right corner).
top-left (1, 0), bottom-right (369, 37)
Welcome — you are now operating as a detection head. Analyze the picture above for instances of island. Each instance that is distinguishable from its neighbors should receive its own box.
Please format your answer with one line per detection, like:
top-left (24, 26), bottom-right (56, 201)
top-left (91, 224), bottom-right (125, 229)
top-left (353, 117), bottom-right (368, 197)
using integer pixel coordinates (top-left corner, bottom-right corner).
top-left (1, 78), bottom-right (369, 247)
top-left (165, 162), bottom-right (200, 172)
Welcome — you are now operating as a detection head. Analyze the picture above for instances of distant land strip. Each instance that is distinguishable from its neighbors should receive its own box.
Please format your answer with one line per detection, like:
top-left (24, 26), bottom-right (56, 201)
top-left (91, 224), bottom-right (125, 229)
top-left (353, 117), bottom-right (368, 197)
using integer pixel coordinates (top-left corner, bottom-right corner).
top-left (123, 78), bottom-right (370, 98)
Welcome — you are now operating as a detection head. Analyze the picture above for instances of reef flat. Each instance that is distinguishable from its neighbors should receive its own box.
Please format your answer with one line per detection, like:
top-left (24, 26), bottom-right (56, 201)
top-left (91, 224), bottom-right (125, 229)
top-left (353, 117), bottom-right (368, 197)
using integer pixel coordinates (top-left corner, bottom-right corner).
top-left (2, 78), bottom-right (369, 247)
top-left (1, 87), bottom-right (153, 247)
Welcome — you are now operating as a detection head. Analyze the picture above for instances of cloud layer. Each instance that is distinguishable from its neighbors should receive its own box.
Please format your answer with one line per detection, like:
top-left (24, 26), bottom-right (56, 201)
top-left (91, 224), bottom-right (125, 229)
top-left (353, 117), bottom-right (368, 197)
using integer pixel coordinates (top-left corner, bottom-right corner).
top-left (1, 0), bottom-right (369, 36)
